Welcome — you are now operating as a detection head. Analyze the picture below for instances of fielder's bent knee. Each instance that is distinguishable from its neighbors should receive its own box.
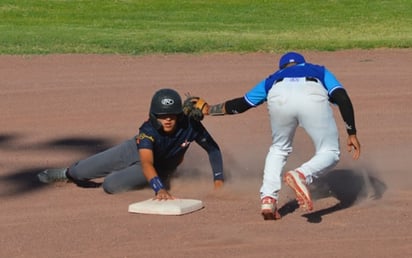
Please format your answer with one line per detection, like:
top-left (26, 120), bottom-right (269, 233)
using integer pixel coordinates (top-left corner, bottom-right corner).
top-left (328, 150), bottom-right (340, 167)
top-left (333, 150), bottom-right (340, 162)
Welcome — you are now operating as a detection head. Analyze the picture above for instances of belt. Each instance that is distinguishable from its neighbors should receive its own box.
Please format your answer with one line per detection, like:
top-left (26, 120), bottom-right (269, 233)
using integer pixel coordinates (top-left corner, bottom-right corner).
top-left (275, 77), bottom-right (319, 83)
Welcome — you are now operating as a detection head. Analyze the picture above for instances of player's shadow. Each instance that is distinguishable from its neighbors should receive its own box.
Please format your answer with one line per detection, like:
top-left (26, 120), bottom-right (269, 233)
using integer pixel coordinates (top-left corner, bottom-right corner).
top-left (37, 137), bottom-right (113, 154)
top-left (0, 136), bottom-right (114, 197)
top-left (277, 168), bottom-right (387, 223)
top-left (0, 167), bottom-right (52, 197)
top-left (0, 133), bottom-right (20, 149)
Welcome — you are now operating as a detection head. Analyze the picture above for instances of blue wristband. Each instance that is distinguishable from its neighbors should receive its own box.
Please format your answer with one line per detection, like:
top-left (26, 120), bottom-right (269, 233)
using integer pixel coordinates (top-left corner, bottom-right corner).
top-left (149, 176), bottom-right (164, 193)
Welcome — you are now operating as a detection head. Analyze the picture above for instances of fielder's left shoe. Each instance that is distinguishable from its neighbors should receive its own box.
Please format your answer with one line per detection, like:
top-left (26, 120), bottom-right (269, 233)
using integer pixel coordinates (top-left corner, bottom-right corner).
top-left (37, 168), bottom-right (68, 183)
top-left (284, 170), bottom-right (313, 211)
top-left (261, 196), bottom-right (281, 220)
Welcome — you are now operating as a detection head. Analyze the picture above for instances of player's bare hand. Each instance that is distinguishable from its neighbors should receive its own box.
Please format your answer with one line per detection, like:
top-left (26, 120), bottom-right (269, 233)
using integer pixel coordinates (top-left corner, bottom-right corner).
top-left (214, 179), bottom-right (224, 189)
top-left (347, 134), bottom-right (361, 160)
top-left (202, 103), bottom-right (210, 116)
top-left (154, 189), bottom-right (175, 200)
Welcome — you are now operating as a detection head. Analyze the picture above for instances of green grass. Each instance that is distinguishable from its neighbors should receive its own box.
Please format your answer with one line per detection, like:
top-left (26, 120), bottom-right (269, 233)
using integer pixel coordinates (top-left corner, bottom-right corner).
top-left (1, 0), bottom-right (411, 54)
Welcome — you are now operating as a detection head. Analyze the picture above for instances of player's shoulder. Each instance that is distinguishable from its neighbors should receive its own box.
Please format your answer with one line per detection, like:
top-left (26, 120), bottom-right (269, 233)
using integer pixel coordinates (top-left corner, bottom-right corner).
top-left (187, 116), bottom-right (206, 130)
top-left (176, 117), bottom-right (206, 137)
top-left (305, 62), bottom-right (325, 70)
top-left (139, 121), bottom-right (158, 136)
top-left (139, 120), bottom-right (153, 130)
top-left (137, 121), bottom-right (158, 146)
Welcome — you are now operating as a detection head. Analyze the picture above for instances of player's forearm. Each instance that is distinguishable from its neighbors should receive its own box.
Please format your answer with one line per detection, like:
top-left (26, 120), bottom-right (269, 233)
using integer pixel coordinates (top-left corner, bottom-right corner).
top-left (208, 97), bottom-right (253, 115)
top-left (339, 104), bottom-right (357, 135)
top-left (141, 161), bottom-right (165, 193)
top-left (208, 149), bottom-right (224, 181)
top-left (330, 88), bottom-right (357, 135)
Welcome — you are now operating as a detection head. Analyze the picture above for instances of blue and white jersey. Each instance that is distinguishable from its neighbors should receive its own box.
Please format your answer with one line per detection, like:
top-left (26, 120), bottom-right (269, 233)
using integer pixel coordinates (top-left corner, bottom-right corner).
top-left (244, 63), bottom-right (344, 106)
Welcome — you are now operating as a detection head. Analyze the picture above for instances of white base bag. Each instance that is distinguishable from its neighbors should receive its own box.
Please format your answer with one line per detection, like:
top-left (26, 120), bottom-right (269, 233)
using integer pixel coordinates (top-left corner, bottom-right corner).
top-left (128, 198), bottom-right (204, 215)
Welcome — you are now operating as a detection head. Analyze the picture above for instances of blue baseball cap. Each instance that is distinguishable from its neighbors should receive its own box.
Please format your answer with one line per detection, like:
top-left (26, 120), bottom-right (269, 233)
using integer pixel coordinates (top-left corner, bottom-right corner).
top-left (279, 52), bottom-right (306, 69)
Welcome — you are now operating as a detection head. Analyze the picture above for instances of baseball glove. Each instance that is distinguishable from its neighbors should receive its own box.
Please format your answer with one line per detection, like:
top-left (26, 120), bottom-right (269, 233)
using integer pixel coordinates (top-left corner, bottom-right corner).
top-left (182, 93), bottom-right (208, 121)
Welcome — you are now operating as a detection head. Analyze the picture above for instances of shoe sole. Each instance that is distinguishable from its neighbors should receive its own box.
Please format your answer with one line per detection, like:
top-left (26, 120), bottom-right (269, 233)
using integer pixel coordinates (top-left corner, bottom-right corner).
top-left (262, 209), bottom-right (275, 220)
top-left (284, 172), bottom-right (313, 211)
top-left (261, 209), bottom-right (281, 220)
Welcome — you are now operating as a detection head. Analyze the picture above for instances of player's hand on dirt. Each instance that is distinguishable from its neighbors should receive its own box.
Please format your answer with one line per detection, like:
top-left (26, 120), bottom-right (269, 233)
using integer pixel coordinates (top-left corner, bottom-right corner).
top-left (154, 189), bottom-right (175, 200)
top-left (214, 179), bottom-right (224, 189)
top-left (347, 134), bottom-right (361, 160)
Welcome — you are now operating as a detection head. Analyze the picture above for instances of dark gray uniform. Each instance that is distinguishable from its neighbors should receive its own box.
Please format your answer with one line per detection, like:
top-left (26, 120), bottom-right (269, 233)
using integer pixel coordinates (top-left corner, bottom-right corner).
top-left (68, 116), bottom-right (224, 194)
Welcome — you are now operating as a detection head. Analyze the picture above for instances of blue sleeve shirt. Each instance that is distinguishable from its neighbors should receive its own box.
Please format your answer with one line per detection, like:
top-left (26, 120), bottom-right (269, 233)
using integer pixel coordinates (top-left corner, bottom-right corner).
top-left (244, 63), bottom-right (344, 106)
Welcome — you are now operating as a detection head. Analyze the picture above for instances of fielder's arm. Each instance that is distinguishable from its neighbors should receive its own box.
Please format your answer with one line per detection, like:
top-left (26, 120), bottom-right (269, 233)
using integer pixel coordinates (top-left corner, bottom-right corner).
top-left (329, 88), bottom-right (361, 159)
top-left (206, 97), bottom-right (253, 116)
top-left (329, 88), bottom-right (356, 135)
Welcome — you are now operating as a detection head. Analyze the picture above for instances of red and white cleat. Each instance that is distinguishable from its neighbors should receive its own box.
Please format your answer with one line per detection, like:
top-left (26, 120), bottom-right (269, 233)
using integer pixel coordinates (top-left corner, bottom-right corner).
top-left (284, 170), bottom-right (313, 211)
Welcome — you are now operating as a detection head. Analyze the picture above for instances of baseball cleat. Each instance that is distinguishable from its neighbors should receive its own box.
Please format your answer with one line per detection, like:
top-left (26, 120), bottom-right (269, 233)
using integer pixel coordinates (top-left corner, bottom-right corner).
top-left (284, 170), bottom-right (313, 211)
top-left (37, 168), bottom-right (68, 183)
top-left (261, 196), bottom-right (281, 220)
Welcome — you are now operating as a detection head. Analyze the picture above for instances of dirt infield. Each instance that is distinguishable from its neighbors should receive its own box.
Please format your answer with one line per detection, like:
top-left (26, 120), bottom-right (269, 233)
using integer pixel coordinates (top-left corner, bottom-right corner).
top-left (1, 50), bottom-right (411, 257)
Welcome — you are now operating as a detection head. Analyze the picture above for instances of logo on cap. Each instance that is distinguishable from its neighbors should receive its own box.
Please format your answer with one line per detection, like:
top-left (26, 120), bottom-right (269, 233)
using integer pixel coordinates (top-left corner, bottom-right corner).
top-left (161, 98), bottom-right (174, 105)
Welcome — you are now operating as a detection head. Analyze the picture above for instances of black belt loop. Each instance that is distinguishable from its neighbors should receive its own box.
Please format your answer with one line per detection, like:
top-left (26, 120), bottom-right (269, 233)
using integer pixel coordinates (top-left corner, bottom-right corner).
top-left (305, 77), bottom-right (318, 83)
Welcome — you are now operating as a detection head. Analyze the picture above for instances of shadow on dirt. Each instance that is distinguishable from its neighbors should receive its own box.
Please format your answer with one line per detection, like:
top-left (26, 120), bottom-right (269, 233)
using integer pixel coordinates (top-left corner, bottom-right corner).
top-left (36, 136), bottom-right (114, 154)
top-left (0, 136), bottom-right (115, 197)
top-left (0, 167), bottom-right (50, 196)
top-left (0, 133), bottom-right (20, 148)
top-left (278, 168), bottom-right (387, 223)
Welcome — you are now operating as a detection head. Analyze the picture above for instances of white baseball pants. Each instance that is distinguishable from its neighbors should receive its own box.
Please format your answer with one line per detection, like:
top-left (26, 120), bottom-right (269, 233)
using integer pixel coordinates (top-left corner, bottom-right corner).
top-left (260, 78), bottom-right (340, 200)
